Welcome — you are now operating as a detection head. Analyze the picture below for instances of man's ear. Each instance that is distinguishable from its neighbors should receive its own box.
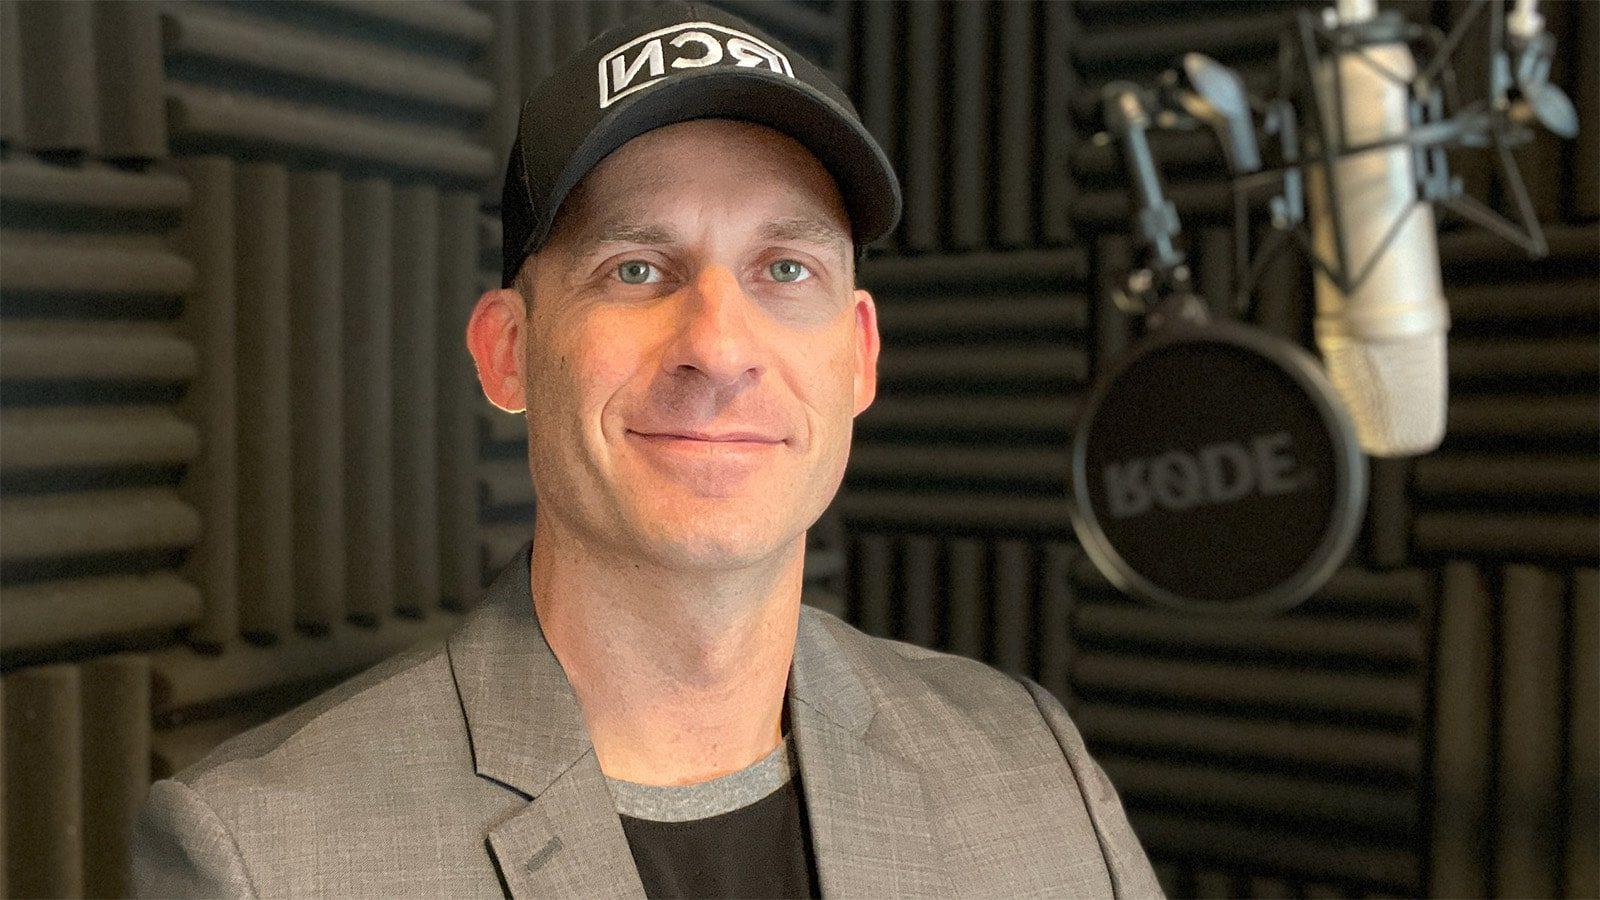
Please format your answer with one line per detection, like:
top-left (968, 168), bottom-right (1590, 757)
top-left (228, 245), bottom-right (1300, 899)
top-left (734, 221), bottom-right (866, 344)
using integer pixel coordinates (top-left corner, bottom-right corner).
top-left (850, 287), bottom-right (879, 417)
top-left (466, 287), bottom-right (528, 413)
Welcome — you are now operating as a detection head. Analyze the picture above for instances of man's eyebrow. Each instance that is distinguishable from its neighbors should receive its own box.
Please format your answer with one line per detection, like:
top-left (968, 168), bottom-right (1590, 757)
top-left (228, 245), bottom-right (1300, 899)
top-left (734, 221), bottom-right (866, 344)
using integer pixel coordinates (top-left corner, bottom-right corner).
top-left (758, 216), bottom-right (850, 249)
top-left (579, 221), bottom-right (677, 252)
top-left (566, 215), bottom-right (850, 263)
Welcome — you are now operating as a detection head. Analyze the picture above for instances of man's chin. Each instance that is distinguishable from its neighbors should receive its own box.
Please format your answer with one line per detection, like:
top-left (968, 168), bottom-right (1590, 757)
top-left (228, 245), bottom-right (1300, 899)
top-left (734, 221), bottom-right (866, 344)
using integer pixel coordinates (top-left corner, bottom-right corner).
top-left (632, 522), bottom-right (796, 573)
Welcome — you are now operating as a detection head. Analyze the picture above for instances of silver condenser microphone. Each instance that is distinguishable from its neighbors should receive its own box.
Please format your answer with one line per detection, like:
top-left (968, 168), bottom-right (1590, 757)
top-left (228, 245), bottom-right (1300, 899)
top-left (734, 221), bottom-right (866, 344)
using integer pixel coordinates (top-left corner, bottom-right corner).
top-left (1306, 0), bottom-right (1449, 457)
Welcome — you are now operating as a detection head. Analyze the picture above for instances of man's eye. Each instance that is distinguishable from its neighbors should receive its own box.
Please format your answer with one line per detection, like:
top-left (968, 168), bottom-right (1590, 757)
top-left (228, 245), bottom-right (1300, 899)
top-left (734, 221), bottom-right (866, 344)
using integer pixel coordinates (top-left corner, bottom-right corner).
top-left (616, 260), bottom-right (659, 285)
top-left (769, 259), bottom-right (810, 283)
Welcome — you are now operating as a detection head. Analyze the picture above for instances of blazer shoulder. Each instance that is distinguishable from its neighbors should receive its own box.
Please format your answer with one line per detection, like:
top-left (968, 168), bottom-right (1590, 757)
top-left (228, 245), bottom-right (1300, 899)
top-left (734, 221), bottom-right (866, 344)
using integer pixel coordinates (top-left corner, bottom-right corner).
top-left (136, 635), bottom-right (506, 897)
top-left (168, 637), bottom-right (455, 787)
top-left (800, 605), bottom-right (1060, 743)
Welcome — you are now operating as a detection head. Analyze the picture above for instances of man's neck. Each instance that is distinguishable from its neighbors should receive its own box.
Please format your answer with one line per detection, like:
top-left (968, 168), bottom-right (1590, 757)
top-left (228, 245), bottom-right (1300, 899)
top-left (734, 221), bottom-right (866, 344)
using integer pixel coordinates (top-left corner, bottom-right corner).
top-left (528, 513), bottom-right (805, 788)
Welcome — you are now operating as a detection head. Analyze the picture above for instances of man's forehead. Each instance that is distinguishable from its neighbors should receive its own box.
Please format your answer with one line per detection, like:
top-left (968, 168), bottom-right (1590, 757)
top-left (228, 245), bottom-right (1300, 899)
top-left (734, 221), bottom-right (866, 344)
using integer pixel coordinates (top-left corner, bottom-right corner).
top-left (550, 163), bottom-right (853, 261)
top-left (550, 119), bottom-right (851, 251)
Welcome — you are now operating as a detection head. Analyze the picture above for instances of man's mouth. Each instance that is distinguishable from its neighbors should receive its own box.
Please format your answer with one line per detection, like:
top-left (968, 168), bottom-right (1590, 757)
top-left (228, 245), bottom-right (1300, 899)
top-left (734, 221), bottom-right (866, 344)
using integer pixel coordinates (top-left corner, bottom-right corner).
top-left (626, 429), bottom-right (783, 445)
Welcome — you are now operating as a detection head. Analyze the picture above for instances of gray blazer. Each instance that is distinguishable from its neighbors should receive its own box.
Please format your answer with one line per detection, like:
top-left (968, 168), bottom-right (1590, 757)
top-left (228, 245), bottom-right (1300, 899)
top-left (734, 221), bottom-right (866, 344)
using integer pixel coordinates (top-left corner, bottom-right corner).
top-left (133, 542), bottom-right (1162, 898)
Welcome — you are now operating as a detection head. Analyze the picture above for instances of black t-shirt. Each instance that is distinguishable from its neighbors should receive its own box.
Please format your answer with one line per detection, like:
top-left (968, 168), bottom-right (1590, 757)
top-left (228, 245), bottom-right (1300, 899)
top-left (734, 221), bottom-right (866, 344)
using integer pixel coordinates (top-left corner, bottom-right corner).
top-left (608, 733), bottom-right (819, 899)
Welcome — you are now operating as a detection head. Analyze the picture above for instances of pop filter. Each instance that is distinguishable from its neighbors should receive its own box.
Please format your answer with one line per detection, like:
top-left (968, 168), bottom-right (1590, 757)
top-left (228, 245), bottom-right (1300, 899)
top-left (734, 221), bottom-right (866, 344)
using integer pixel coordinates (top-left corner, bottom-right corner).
top-left (1069, 306), bottom-right (1367, 615)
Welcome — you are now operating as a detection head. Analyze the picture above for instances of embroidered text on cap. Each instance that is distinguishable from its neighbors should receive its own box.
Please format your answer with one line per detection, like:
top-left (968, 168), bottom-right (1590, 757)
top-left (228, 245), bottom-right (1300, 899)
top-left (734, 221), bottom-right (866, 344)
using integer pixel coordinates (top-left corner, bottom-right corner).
top-left (598, 22), bottom-right (794, 109)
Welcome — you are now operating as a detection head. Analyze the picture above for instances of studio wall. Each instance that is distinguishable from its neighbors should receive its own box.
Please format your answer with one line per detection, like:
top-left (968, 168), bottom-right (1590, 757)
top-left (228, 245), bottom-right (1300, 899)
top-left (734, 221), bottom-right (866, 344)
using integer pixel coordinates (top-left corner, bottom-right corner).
top-left (0, 1), bottom-right (1593, 898)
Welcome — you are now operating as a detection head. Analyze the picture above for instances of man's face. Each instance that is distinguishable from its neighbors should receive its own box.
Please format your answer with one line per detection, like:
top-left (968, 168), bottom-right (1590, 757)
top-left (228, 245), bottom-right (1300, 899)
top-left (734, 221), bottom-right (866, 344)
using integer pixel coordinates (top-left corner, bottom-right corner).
top-left (491, 118), bottom-right (879, 573)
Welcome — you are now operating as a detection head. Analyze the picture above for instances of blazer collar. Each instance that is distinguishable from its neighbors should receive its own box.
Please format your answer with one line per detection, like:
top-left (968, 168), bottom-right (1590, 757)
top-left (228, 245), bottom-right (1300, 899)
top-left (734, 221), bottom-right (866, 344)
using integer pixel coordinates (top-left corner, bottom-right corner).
top-left (448, 539), bottom-right (949, 898)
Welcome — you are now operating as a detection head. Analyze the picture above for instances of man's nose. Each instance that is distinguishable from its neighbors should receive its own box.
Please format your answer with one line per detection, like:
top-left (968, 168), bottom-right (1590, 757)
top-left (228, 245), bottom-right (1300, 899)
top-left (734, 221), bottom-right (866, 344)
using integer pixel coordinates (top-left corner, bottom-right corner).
top-left (659, 265), bottom-right (763, 387)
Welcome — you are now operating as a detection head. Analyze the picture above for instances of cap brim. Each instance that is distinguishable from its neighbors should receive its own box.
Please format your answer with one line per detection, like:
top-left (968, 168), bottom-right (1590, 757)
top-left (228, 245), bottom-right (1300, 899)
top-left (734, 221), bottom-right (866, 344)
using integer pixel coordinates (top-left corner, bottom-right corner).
top-left (536, 67), bottom-right (901, 253)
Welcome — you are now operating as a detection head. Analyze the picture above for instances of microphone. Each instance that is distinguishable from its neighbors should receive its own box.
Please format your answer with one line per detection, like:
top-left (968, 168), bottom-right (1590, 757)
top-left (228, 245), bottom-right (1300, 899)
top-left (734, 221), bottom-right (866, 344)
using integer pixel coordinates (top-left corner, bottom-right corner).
top-left (1078, 0), bottom-right (1578, 611)
top-left (1305, 0), bottom-right (1449, 457)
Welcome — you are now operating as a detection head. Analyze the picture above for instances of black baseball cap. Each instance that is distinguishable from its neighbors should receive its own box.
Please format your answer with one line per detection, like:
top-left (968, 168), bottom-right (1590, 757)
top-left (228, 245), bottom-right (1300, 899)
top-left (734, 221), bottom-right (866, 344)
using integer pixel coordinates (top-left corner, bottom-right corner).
top-left (499, 0), bottom-right (901, 288)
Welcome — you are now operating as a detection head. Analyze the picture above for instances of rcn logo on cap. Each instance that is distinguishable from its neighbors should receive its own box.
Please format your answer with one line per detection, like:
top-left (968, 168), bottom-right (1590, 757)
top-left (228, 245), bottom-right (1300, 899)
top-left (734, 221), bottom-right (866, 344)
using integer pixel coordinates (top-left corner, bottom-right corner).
top-left (598, 21), bottom-right (794, 109)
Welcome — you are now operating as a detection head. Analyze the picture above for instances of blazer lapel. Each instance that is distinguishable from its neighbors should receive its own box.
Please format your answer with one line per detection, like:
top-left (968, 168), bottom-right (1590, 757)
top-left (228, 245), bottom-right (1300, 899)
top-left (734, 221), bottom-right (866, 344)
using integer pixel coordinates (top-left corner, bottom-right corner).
top-left (788, 607), bottom-right (954, 898)
top-left (449, 539), bottom-right (951, 898)
top-left (447, 542), bottom-right (646, 898)
top-left (484, 757), bottom-right (645, 898)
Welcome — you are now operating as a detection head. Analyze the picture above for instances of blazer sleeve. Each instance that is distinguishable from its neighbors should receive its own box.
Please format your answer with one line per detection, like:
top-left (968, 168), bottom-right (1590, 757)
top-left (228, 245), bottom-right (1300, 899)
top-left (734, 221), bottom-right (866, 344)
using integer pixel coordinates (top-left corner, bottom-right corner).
top-left (1017, 675), bottom-right (1165, 900)
top-left (131, 778), bottom-right (259, 898)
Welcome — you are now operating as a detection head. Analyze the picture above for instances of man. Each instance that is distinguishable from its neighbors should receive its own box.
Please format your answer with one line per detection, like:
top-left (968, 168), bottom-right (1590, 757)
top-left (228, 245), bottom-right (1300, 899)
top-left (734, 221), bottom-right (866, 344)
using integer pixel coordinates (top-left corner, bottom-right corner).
top-left (133, 3), bottom-right (1161, 897)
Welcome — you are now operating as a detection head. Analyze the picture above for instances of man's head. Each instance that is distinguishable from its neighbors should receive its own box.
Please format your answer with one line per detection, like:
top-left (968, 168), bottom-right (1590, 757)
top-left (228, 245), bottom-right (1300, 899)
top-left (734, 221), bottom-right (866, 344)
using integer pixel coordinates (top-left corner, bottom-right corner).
top-left (470, 117), bottom-right (875, 572)
top-left (466, 3), bottom-right (900, 574)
